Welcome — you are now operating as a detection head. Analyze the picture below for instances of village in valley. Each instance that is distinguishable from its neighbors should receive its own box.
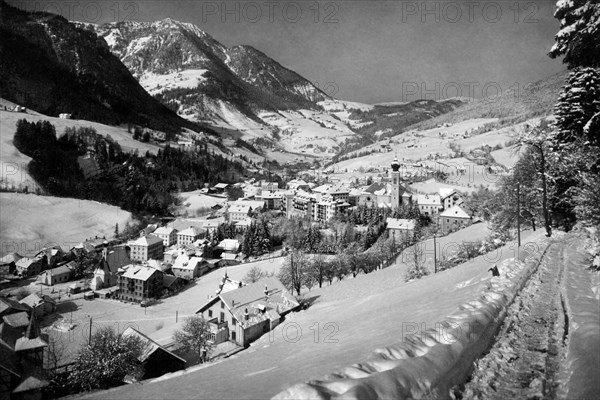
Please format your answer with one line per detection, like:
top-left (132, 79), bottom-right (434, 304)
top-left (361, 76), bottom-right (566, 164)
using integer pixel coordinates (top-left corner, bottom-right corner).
top-left (0, 144), bottom-right (498, 394)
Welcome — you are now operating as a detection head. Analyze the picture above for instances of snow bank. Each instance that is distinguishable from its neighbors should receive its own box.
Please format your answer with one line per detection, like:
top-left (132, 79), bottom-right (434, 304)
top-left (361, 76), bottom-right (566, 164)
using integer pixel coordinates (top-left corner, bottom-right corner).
top-left (273, 245), bottom-right (547, 399)
top-left (560, 238), bottom-right (600, 399)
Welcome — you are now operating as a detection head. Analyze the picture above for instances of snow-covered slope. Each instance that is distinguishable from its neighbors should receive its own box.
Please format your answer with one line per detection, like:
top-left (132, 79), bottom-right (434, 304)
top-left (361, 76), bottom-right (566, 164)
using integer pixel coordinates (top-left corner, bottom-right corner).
top-left (89, 19), bottom-right (364, 157)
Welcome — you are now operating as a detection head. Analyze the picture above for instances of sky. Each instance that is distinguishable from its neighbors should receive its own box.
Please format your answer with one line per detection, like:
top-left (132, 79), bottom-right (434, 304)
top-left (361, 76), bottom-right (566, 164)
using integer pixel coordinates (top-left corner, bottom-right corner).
top-left (10, 0), bottom-right (567, 104)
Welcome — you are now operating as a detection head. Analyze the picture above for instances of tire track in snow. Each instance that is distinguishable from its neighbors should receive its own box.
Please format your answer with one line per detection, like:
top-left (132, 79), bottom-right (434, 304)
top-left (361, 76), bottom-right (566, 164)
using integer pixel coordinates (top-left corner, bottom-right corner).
top-left (455, 240), bottom-right (568, 399)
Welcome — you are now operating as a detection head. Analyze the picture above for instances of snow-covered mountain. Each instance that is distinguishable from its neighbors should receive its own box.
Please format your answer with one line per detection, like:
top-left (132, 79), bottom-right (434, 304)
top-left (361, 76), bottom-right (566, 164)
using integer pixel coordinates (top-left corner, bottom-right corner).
top-left (87, 18), bottom-right (372, 157)
top-left (0, 3), bottom-right (200, 136)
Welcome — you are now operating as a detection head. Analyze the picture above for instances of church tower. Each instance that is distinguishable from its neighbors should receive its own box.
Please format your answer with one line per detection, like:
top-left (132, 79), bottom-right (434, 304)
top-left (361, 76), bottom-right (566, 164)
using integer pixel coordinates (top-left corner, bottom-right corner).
top-left (391, 155), bottom-right (401, 209)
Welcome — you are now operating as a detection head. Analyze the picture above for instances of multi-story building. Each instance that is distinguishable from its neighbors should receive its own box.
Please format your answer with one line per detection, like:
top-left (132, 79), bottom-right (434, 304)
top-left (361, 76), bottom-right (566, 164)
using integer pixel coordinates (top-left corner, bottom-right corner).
top-left (176, 227), bottom-right (203, 246)
top-left (415, 194), bottom-right (442, 216)
top-left (153, 227), bottom-right (178, 247)
top-left (227, 204), bottom-right (252, 222)
top-left (128, 235), bottom-right (164, 262)
top-left (117, 265), bottom-right (163, 302)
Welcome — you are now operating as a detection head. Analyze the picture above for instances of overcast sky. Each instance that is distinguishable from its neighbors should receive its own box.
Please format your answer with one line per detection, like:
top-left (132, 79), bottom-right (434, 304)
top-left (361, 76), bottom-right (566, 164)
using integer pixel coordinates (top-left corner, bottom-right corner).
top-left (12, 0), bottom-right (566, 104)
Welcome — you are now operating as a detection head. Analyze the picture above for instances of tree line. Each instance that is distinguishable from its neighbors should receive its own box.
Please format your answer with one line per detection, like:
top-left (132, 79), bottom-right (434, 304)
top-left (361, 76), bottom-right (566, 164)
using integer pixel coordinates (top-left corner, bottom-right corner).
top-left (13, 120), bottom-right (246, 216)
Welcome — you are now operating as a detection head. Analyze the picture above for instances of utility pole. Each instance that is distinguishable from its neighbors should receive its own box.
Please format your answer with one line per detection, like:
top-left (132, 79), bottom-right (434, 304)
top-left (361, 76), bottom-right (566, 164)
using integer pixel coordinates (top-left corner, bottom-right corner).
top-left (88, 316), bottom-right (92, 345)
top-left (433, 235), bottom-right (437, 273)
top-left (516, 183), bottom-right (521, 248)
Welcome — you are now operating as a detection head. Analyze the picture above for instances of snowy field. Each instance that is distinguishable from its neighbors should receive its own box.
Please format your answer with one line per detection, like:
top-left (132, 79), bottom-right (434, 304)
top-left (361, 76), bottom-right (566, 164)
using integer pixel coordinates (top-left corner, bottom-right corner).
top-left (140, 69), bottom-right (208, 95)
top-left (176, 190), bottom-right (228, 215)
top-left (0, 193), bottom-right (132, 257)
top-left (0, 104), bottom-right (162, 160)
top-left (79, 227), bottom-right (544, 400)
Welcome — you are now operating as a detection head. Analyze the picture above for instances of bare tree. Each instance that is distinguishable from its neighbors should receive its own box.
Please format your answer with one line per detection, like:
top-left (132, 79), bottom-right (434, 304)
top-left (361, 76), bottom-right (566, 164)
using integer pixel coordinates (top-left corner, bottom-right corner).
top-left (173, 315), bottom-right (214, 364)
top-left (279, 249), bottom-right (308, 296)
top-left (243, 266), bottom-right (265, 284)
top-left (308, 253), bottom-right (327, 288)
top-left (405, 242), bottom-right (428, 282)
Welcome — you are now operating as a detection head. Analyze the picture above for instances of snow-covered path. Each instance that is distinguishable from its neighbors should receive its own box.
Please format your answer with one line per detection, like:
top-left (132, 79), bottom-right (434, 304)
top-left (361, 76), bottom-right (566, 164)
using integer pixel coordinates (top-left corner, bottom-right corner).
top-left (460, 233), bottom-right (598, 399)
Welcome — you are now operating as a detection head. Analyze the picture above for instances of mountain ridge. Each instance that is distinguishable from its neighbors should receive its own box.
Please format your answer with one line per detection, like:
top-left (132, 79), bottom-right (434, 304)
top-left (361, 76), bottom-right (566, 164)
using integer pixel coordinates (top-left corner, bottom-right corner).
top-left (0, 1), bottom-right (204, 136)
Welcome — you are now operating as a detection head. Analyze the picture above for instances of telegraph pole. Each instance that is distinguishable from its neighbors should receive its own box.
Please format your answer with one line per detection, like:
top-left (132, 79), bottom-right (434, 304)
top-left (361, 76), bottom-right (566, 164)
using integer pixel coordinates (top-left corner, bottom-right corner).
top-left (516, 183), bottom-right (521, 248)
top-left (88, 316), bottom-right (92, 344)
top-left (433, 235), bottom-right (437, 273)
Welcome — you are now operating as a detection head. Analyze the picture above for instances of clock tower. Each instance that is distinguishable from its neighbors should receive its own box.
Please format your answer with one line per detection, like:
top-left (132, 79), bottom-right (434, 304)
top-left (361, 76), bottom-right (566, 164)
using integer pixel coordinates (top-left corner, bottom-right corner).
top-left (391, 155), bottom-right (401, 209)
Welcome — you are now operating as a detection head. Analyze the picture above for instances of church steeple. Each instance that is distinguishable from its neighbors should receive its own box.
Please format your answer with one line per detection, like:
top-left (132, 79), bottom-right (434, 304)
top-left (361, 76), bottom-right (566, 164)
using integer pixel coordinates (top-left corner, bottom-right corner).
top-left (391, 154), bottom-right (400, 172)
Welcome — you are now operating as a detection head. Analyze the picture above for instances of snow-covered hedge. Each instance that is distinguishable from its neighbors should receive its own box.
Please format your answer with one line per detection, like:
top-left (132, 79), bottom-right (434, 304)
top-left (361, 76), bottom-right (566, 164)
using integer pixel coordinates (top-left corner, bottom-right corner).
top-left (273, 243), bottom-right (546, 400)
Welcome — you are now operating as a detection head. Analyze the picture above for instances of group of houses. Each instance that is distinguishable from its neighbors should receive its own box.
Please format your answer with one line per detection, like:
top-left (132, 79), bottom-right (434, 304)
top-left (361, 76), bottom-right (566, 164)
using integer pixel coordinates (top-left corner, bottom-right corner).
top-left (0, 297), bottom-right (52, 398)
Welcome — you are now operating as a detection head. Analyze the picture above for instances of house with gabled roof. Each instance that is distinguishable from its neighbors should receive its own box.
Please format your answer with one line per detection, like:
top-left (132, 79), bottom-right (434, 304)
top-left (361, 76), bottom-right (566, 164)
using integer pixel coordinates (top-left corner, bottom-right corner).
top-left (0, 253), bottom-right (22, 276)
top-left (117, 265), bottom-right (163, 303)
top-left (195, 277), bottom-right (299, 347)
top-left (176, 227), bottom-right (203, 246)
top-left (37, 264), bottom-right (73, 286)
top-left (415, 194), bottom-right (443, 216)
top-left (128, 235), bottom-right (164, 262)
top-left (19, 294), bottom-right (56, 318)
top-left (227, 204), bottom-right (252, 222)
top-left (90, 246), bottom-right (131, 290)
top-left (14, 256), bottom-right (46, 278)
top-left (171, 254), bottom-right (208, 280)
top-left (440, 204), bottom-right (474, 233)
top-left (153, 226), bottom-right (178, 247)
top-left (0, 298), bottom-right (29, 319)
top-left (386, 218), bottom-right (416, 241)
top-left (439, 188), bottom-right (463, 210)
top-left (121, 327), bottom-right (186, 380)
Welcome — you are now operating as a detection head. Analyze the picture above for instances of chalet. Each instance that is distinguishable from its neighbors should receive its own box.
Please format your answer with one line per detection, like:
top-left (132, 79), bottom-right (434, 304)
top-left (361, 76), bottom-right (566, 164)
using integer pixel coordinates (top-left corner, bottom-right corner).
top-left (58, 113), bottom-right (71, 119)
top-left (177, 227), bottom-right (203, 246)
top-left (153, 226), bottom-right (178, 247)
top-left (117, 265), bottom-right (163, 303)
top-left (218, 239), bottom-right (240, 254)
top-left (439, 204), bottom-right (474, 233)
top-left (439, 188), bottom-right (463, 211)
top-left (196, 277), bottom-right (299, 348)
top-left (121, 327), bottom-right (186, 380)
top-left (210, 183), bottom-right (229, 194)
top-left (0, 253), bottom-right (22, 275)
top-left (386, 218), bottom-right (416, 240)
top-left (171, 254), bottom-right (208, 280)
top-left (19, 294), bottom-right (56, 318)
top-left (128, 235), bottom-right (164, 262)
top-left (36, 246), bottom-right (64, 269)
top-left (76, 237), bottom-right (109, 254)
top-left (90, 246), bottom-right (131, 290)
top-left (37, 265), bottom-right (73, 286)
top-left (15, 256), bottom-right (46, 278)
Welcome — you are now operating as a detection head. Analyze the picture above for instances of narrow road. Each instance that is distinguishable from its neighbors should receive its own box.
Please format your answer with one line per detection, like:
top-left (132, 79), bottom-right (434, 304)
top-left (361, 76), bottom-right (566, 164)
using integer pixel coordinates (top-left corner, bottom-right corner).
top-left (457, 239), bottom-right (569, 399)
